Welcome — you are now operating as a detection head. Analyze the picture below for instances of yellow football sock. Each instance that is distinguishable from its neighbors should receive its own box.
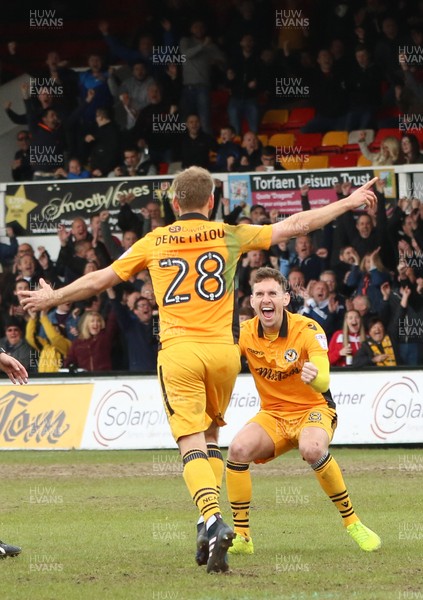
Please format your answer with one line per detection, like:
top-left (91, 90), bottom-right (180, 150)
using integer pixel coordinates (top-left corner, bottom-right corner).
top-left (226, 460), bottom-right (252, 539)
top-left (312, 452), bottom-right (359, 527)
top-left (182, 449), bottom-right (220, 522)
top-left (207, 443), bottom-right (224, 497)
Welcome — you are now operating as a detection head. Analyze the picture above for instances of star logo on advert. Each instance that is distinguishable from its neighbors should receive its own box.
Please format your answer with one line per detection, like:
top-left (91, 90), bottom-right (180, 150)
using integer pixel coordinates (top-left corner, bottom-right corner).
top-left (371, 376), bottom-right (421, 440)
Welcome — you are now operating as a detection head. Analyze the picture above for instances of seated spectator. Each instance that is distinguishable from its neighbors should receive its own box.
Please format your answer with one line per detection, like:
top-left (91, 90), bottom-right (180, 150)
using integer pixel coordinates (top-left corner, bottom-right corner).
top-left (215, 126), bottom-right (241, 172)
top-left (255, 145), bottom-right (285, 172)
top-left (290, 235), bottom-right (325, 284)
top-left (47, 301), bottom-right (79, 341)
top-left (319, 269), bottom-right (347, 313)
top-left (15, 254), bottom-right (39, 288)
top-left (0, 317), bottom-right (33, 372)
top-left (226, 33), bottom-right (260, 135)
top-left (332, 245), bottom-right (361, 294)
top-left (179, 113), bottom-right (218, 169)
top-left (398, 134), bottom-right (423, 164)
top-left (25, 309), bottom-right (71, 372)
top-left (235, 131), bottom-right (262, 171)
top-left (286, 267), bottom-right (306, 313)
top-left (56, 217), bottom-right (110, 281)
top-left (239, 249), bottom-right (270, 298)
top-left (7, 278), bottom-right (30, 320)
top-left (351, 294), bottom-right (379, 333)
top-left (239, 305), bottom-right (255, 323)
top-left (55, 158), bottom-right (91, 179)
top-left (108, 290), bottom-right (158, 372)
top-left (64, 310), bottom-right (117, 372)
top-left (110, 146), bottom-right (156, 177)
top-left (358, 132), bottom-right (400, 166)
top-left (328, 310), bottom-right (365, 367)
top-left (299, 280), bottom-right (344, 341)
top-left (353, 318), bottom-right (398, 367)
top-left (137, 281), bottom-right (158, 313)
top-left (346, 247), bottom-right (390, 313)
top-left (243, 205), bottom-right (264, 225)
top-left (11, 130), bottom-right (32, 181)
top-left (85, 108), bottom-right (121, 177)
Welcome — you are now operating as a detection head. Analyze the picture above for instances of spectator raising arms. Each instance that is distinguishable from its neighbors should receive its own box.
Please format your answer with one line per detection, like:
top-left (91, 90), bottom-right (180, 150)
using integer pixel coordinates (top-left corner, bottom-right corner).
top-left (26, 309), bottom-right (71, 372)
top-left (358, 132), bottom-right (400, 166)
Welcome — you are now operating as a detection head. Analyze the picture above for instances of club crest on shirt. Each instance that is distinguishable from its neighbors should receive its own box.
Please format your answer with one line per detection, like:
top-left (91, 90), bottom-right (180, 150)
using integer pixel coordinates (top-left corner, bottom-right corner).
top-left (308, 412), bottom-right (322, 422)
top-left (284, 348), bottom-right (298, 362)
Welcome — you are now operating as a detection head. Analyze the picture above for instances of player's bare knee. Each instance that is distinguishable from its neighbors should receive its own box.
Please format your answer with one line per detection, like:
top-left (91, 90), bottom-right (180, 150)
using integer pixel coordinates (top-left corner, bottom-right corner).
top-left (299, 442), bottom-right (325, 465)
top-left (228, 440), bottom-right (251, 463)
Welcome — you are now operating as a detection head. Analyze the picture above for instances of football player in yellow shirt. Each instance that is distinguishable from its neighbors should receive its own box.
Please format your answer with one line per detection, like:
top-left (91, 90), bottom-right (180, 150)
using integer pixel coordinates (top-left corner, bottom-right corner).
top-left (19, 167), bottom-right (377, 573)
top-left (227, 267), bottom-right (381, 555)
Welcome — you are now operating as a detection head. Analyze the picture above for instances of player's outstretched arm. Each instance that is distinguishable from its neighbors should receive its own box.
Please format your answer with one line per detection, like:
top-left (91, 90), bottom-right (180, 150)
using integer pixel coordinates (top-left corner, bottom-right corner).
top-left (0, 352), bottom-right (28, 385)
top-left (270, 177), bottom-right (378, 245)
top-left (18, 266), bottom-right (123, 313)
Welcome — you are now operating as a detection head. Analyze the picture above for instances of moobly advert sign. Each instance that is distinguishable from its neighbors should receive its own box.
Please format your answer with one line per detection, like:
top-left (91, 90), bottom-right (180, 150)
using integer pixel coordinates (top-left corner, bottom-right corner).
top-left (0, 383), bottom-right (93, 449)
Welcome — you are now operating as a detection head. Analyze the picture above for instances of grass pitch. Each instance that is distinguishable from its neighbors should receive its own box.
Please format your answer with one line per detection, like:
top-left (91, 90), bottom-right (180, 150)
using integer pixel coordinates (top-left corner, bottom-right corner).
top-left (1, 447), bottom-right (421, 600)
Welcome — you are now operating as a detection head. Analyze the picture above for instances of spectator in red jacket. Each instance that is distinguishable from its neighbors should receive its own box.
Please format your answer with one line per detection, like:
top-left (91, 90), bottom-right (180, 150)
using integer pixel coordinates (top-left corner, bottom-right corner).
top-left (328, 309), bottom-right (365, 367)
top-left (64, 310), bottom-right (117, 371)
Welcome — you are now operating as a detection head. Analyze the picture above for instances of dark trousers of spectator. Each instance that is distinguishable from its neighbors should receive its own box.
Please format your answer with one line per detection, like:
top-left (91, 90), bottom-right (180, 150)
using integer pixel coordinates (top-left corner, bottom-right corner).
top-left (344, 109), bottom-right (374, 132)
top-left (228, 97), bottom-right (259, 135)
top-left (399, 342), bottom-right (420, 366)
top-left (180, 84), bottom-right (212, 134)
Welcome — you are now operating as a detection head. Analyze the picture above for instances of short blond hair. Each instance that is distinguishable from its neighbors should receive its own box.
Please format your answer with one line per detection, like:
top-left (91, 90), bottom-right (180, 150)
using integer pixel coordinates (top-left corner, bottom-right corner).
top-left (172, 166), bottom-right (214, 211)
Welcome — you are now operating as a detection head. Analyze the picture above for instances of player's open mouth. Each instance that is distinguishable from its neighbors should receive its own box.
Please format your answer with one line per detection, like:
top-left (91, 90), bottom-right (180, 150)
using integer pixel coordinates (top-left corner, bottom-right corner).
top-left (261, 307), bottom-right (274, 319)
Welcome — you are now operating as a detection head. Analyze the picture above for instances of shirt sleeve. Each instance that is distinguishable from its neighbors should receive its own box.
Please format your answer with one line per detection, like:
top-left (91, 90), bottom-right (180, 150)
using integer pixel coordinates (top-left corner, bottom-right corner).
top-left (303, 321), bottom-right (330, 393)
top-left (309, 354), bottom-right (330, 393)
top-left (234, 224), bottom-right (273, 253)
top-left (110, 236), bottom-right (149, 280)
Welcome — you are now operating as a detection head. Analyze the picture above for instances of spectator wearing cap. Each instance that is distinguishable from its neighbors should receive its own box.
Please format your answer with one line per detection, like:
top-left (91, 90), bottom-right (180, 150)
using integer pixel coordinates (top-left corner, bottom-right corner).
top-left (0, 317), bottom-right (33, 372)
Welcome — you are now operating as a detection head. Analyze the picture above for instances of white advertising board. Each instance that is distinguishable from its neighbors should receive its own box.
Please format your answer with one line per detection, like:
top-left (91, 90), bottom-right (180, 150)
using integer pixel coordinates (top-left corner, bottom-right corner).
top-left (79, 370), bottom-right (423, 450)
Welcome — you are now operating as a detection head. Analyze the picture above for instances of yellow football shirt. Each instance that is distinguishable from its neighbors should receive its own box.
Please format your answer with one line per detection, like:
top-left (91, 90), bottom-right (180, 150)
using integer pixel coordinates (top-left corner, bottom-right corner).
top-left (111, 214), bottom-right (272, 348)
top-left (239, 311), bottom-right (334, 412)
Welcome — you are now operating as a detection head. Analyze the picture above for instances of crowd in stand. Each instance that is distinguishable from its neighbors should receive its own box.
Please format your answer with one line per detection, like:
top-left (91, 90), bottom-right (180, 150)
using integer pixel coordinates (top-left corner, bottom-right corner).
top-left (0, 0), bottom-right (422, 374)
top-left (2, 0), bottom-right (423, 179)
top-left (0, 175), bottom-right (422, 374)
